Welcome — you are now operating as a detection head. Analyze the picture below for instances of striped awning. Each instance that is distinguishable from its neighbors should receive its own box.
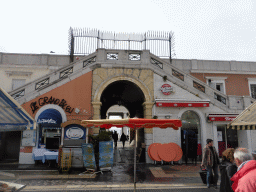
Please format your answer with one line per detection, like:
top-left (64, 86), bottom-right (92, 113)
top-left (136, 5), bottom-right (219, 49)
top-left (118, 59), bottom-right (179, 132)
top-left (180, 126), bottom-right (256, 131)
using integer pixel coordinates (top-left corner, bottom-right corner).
top-left (227, 101), bottom-right (256, 130)
top-left (0, 88), bottom-right (36, 131)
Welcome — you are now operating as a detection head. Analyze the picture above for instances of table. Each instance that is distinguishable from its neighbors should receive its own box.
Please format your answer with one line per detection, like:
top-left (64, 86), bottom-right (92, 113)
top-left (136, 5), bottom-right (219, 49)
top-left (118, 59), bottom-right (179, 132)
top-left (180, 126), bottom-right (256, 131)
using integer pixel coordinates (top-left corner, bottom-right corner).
top-left (32, 149), bottom-right (50, 161)
top-left (42, 152), bottom-right (59, 163)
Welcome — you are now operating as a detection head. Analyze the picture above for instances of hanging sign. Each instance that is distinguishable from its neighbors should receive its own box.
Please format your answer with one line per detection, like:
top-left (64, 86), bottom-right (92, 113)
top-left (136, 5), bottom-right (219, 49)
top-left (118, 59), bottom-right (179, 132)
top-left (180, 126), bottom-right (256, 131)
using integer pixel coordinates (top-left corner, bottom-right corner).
top-left (161, 84), bottom-right (173, 95)
top-left (99, 141), bottom-right (113, 169)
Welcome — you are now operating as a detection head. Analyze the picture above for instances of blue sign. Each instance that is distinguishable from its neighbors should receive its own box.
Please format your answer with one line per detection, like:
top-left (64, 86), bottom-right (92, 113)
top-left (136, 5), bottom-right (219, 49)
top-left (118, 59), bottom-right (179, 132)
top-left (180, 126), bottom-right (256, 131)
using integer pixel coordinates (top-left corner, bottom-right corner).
top-left (82, 143), bottom-right (96, 170)
top-left (37, 109), bottom-right (62, 126)
top-left (99, 141), bottom-right (113, 169)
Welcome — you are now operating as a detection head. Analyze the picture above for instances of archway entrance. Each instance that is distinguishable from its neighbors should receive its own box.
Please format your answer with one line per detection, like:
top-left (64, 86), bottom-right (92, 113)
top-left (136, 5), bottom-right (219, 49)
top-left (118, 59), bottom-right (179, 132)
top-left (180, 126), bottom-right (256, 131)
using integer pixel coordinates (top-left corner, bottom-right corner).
top-left (100, 80), bottom-right (145, 119)
top-left (181, 110), bottom-right (201, 164)
top-left (100, 80), bottom-right (146, 161)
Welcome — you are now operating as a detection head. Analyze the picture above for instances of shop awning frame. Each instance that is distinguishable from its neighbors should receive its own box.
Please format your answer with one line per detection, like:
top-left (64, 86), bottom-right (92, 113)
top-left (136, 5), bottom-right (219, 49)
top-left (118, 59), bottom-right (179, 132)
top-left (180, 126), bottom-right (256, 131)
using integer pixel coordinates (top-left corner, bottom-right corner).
top-left (81, 118), bottom-right (182, 192)
top-left (0, 88), bottom-right (36, 131)
top-left (227, 101), bottom-right (256, 130)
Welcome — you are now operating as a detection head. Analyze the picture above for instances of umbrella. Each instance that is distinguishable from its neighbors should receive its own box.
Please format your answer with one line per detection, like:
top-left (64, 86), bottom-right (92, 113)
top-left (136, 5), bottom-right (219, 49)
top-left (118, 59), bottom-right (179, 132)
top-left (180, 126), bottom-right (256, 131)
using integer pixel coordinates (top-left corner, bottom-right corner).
top-left (81, 118), bottom-right (182, 192)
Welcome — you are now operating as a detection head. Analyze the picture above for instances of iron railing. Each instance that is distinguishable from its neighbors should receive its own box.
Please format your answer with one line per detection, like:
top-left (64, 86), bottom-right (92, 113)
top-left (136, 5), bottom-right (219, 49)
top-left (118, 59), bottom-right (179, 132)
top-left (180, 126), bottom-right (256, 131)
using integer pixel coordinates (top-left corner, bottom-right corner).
top-left (68, 28), bottom-right (175, 63)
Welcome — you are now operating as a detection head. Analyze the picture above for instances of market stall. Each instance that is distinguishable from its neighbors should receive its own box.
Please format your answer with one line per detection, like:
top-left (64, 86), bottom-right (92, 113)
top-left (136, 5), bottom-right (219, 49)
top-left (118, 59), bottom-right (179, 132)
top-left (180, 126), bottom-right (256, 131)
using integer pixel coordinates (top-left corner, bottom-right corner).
top-left (81, 118), bottom-right (182, 192)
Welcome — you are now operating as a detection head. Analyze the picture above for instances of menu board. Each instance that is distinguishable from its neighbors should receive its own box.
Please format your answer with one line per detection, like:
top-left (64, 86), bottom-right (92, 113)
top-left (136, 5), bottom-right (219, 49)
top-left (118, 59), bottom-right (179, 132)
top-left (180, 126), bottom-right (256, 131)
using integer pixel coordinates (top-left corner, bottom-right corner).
top-left (82, 143), bottom-right (96, 170)
top-left (99, 141), bottom-right (113, 169)
top-left (21, 130), bottom-right (36, 146)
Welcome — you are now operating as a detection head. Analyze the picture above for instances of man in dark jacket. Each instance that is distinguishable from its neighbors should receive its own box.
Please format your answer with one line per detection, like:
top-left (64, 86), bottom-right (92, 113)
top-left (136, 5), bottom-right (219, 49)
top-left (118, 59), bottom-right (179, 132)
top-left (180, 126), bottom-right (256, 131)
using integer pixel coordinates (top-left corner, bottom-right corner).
top-left (120, 133), bottom-right (127, 148)
top-left (201, 139), bottom-right (220, 189)
top-left (112, 131), bottom-right (118, 148)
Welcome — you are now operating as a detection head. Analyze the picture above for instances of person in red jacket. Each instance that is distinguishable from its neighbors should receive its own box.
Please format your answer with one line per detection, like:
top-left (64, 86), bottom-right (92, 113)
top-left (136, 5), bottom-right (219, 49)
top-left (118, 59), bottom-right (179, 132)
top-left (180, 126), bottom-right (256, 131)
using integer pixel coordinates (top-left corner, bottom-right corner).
top-left (231, 148), bottom-right (256, 192)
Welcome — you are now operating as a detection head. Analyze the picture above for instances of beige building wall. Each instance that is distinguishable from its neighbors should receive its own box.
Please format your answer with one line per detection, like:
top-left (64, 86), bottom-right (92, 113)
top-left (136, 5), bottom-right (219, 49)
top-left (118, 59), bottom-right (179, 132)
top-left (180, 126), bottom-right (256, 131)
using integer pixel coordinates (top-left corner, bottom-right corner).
top-left (0, 52), bottom-right (71, 92)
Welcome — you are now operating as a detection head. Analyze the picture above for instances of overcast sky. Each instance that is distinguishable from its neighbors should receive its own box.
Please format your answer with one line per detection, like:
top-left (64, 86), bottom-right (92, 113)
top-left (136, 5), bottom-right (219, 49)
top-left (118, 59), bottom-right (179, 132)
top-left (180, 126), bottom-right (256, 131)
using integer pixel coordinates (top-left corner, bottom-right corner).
top-left (1, 0), bottom-right (256, 62)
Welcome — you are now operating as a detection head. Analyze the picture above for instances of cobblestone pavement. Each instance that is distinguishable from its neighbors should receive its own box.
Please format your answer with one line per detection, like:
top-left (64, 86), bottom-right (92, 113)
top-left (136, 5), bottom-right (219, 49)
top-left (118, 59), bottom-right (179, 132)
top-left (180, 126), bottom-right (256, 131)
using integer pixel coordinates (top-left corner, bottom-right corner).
top-left (0, 142), bottom-right (219, 191)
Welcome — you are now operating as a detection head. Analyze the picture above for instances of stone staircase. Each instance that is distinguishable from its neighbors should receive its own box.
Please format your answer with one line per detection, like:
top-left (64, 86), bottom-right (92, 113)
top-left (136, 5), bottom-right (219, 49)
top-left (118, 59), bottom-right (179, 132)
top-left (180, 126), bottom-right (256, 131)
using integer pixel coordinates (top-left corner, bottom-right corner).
top-left (9, 49), bottom-right (254, 113)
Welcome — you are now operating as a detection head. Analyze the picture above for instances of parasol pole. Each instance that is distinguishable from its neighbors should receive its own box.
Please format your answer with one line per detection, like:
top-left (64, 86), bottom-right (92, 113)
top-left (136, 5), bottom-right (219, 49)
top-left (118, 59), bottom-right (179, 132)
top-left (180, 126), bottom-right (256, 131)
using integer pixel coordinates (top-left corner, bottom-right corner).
top-left (134, 125), bottom-right (136, 192)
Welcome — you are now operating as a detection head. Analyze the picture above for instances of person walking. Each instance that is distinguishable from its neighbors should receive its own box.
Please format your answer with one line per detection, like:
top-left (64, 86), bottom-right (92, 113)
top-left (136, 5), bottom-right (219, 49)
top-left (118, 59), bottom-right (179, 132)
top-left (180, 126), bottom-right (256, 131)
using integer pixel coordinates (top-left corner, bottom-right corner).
top-left (219, 148), bottom-right (237, 192)
top-left (231, 148), bottom-right (256, 192)
top-left (201, 139), bottom-right (220, 189)
top-left (112, 131), bottom-right (118, 148)
top-left (120, 133), bottom-right (127, 148)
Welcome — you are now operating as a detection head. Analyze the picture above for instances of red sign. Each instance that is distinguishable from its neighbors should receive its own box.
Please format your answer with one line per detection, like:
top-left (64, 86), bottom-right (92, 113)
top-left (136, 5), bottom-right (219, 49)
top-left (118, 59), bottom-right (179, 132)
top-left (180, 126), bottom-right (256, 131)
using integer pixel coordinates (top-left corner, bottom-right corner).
top-left (156, 102), bottom-right (209, 107)
top-left (208, 116), bottom-right (237, 121)
top-left (161, 84), bottom-right (173, 95)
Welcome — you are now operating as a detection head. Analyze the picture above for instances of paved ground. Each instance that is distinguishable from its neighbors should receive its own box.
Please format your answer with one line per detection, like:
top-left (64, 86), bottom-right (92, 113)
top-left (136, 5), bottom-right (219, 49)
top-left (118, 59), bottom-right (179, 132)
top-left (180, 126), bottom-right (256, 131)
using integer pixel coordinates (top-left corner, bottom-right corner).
top-left (0, 142), bottom-right (218, 191)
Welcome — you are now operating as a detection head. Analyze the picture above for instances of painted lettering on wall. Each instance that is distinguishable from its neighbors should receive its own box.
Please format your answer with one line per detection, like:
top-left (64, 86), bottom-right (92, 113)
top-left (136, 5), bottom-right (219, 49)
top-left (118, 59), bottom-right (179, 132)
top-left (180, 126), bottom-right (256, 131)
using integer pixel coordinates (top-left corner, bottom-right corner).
top-left (30, 96), bottom-right (74, 114)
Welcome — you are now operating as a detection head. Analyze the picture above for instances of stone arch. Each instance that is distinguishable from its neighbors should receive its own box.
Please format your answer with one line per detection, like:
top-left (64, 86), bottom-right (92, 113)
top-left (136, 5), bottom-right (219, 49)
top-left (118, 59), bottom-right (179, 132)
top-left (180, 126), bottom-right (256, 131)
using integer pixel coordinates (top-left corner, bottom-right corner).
top-left (94, 76), bottom-right (152, 103)
top-left (92, 75), bottom-right (154, 134)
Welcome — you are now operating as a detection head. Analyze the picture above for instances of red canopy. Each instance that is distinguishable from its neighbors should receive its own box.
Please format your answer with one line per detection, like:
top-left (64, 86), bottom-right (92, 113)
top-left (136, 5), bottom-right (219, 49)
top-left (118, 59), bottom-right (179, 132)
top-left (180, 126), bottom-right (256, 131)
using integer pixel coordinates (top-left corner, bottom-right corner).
top-left (81, 118), bottom-right (182, 130)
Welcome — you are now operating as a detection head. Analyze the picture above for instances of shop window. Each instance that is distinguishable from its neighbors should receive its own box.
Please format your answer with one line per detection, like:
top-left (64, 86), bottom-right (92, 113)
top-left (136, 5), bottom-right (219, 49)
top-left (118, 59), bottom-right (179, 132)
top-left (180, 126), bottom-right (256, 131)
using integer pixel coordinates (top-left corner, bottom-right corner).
top-left (247, 78), bottom-right (256, 99)
top-left (217, 125), bottom-right (238, 157)
top-left (12, 79), bottom-right (26, 90)
top-left (250, 84), bottom-right (256, 99)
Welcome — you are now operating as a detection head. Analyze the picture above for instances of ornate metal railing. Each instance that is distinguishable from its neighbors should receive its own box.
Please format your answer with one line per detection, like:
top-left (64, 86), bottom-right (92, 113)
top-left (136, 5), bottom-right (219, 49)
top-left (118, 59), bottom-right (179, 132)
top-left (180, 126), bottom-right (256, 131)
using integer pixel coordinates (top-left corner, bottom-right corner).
top-left (83, 56), bottom-right (96, 68)
top-left (151, 58), bottom-right (163, 69)
top-left (12, 89), bottom-right (25, 100)
top-left (172, 69), bottom-right (184, 81)
top-left (35, 78), bottom-right (49, 90)
top-left (60, 67), bottom-right (73, 79)
top-left (193, 81), bottom-right (205, 93)
top-left (214, 93), bottom-right (227, 105)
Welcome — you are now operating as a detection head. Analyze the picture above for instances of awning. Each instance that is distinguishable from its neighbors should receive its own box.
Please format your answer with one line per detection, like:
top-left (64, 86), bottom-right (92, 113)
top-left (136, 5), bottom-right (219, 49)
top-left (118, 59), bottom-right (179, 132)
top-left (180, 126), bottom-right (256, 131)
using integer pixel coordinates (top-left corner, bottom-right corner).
top-left (208, 114), bottom-right (238, 122)
top-left (37, 109), bottom-right (62, 127)
top-left (227, 101), bottom-right (256, 130)
top-left (155, 99), bottom-right (210, 107)
top-left (0, 88), bottom-right (36, 131)
top-left (81, 118), bottom-right (182, 129)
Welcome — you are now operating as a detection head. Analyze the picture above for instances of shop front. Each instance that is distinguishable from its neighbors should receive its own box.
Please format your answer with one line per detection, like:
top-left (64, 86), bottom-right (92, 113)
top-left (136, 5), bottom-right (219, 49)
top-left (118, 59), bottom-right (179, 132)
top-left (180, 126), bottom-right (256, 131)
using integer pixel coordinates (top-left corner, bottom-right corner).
top-left (0, 88), bottom-right (36, 164)
top-left (37, 108), bottom-right (63, 150)
top-left (208, 114), bottom-right (239, 156)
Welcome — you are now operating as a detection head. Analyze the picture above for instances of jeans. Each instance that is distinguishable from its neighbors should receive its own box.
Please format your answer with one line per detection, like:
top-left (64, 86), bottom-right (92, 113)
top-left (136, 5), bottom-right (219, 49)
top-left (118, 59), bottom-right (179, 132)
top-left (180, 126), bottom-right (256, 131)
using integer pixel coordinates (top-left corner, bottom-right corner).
top-left (206, 165), bottom-right (219, 186)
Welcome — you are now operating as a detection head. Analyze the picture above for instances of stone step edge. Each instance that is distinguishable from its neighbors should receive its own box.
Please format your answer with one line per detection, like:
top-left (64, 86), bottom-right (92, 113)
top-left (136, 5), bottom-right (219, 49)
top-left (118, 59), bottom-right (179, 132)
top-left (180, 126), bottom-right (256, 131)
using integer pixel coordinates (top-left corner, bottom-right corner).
top-left (22, 183), bottom-right (210, 191)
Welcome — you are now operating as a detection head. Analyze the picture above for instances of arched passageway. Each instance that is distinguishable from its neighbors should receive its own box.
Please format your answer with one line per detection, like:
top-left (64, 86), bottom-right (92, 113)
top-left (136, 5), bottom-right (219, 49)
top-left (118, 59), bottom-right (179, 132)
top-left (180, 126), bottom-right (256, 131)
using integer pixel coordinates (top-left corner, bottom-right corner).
top-left (100, 80), bottom-right (146, 161)
top-left (100, 80), bottom-right (145, 119)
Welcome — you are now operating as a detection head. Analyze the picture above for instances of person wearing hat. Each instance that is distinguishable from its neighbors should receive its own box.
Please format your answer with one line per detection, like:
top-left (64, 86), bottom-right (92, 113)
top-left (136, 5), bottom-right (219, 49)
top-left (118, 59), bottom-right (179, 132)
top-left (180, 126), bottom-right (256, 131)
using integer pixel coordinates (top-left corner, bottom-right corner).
top-left (201, 139), bottom-right (220, 189)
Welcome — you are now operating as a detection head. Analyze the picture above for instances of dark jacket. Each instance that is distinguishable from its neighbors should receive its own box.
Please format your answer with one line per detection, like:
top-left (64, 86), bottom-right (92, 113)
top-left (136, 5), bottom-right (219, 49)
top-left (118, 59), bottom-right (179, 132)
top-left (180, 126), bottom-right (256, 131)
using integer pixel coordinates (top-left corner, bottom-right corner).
top-left (120, 134), bottom-right (126, 142)
top-left (112, 132), bottom-right (118, 141)
top-left (219, 160), bottom-right (237, 192)
top-left (202, 145), bottom-right (220, 167)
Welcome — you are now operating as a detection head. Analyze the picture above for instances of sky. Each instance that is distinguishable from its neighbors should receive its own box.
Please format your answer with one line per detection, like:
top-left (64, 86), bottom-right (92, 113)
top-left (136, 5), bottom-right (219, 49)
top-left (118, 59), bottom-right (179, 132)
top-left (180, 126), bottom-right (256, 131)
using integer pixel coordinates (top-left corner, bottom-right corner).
top-left (1, 0), bottom-right (256, 62)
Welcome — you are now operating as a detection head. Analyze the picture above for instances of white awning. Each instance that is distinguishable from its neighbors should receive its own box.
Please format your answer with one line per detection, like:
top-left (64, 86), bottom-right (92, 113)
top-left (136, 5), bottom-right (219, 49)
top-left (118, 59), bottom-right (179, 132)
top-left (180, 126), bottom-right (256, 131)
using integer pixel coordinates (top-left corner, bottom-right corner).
top-left (0, 88), bottom-right (36, 131)
top-left (227, 101), bottom-right (256, 130)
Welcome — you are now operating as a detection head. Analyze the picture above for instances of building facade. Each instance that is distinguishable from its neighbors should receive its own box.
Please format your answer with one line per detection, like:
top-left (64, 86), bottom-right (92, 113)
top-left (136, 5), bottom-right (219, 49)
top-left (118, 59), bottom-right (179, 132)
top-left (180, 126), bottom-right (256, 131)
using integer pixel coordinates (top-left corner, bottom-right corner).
top-left (1, 49), bottom-right (256, 164)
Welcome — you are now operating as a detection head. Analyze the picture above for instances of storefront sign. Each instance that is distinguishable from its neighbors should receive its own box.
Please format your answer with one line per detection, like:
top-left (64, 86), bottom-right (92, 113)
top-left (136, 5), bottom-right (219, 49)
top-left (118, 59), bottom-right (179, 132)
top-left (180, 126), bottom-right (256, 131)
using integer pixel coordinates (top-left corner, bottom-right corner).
top-left (37, 119), bottom-right (57, 124)
top-left (160, 84), bottom-right (173, 95)
top-left (156, 102), bottom-right (209, 107)
top-left (30, 96), bottom-right (74, 114)
top-left (208, 114), bottom-right (238, 121)
top-left (65, 127), bottom-right (85, 140)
